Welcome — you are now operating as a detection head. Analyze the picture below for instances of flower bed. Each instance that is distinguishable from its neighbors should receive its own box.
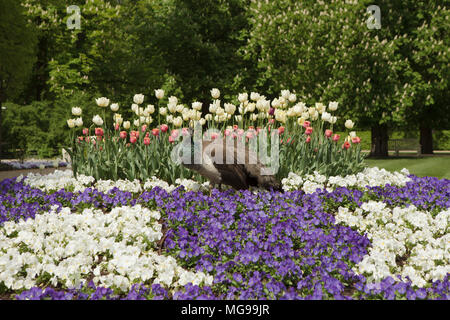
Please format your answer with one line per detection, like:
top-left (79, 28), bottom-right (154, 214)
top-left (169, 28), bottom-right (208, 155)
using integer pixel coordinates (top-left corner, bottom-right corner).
top-left (0, 168), bottom-right (448, 300)
top-left (0, 160), bottom-right (69, 171)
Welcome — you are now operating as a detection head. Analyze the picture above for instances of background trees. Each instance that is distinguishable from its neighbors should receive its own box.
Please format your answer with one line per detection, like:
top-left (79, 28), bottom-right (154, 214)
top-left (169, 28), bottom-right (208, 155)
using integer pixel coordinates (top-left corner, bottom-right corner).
top-left (0, 0), bottom-right (448, 158)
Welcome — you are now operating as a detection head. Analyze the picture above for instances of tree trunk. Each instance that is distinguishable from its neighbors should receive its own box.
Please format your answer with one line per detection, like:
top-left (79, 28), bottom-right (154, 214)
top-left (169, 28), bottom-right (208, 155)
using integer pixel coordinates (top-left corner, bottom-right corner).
top-left (370, 124), bottom-right (389, 157)
top-left (420, 126), bottom-right (433, 154)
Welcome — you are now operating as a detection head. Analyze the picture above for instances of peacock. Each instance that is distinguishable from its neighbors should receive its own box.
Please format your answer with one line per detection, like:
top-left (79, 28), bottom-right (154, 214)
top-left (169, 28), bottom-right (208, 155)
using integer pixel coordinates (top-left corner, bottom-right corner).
top-left (179, 129), bottom-right (281, 191)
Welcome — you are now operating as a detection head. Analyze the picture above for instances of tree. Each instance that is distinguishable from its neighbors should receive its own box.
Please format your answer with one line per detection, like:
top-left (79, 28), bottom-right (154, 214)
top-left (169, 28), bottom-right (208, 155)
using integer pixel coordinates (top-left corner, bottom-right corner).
top-left (0, 0), bottom-right (37, 158)
top-left (244, 0), bottom-right (409, 157)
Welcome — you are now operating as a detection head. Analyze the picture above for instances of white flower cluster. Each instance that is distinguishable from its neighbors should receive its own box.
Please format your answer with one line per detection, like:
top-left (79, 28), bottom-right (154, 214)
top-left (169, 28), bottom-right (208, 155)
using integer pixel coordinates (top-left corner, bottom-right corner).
top-left (335, 201), bottom-right (449, 287)
top-left (20, 170), bottom-right (210, 194)
top-left (0, 205), bottom-right (213, 292)
top-left (282, 167), bottom-right (411, 193)
top-left (18, 170), bottom-right (95, 193)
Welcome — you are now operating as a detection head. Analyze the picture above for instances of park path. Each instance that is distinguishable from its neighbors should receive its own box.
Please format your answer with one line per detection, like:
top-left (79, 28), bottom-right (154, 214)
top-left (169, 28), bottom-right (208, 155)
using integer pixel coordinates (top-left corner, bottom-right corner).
top-left (0, 167), bottom-right (70, 182)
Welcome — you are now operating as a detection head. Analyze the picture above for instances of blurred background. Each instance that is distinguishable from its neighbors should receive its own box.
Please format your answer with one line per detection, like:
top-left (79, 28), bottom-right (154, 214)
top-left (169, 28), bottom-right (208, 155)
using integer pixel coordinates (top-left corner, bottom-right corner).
top-left (0, 0), bottom-right (448, 160)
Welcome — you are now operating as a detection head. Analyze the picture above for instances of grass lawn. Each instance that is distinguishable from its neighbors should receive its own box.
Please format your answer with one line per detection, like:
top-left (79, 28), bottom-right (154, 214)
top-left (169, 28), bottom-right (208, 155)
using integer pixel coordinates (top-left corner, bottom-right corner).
top-left (365, 156), bottom-right (450, 179)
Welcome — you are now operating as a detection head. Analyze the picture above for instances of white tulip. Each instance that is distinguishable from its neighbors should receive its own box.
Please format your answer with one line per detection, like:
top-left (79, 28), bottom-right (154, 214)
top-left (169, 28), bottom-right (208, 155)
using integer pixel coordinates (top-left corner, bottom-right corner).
top-left (349, 131), bottom-right (357, 138)
top-left (133, 93), bottom-right (145, 105)
top-left (173, 116), bottom-right (183, 127)
top-left (235, 115), bottom-right (242, 122)
top-left (110, 103), bottom-right (119, 112)
top-left (245, 102), bottom-right (256, 113)
top-left (72, 107), bottom-right (82, 116)
top-left (155, 89), bottom-right (164, 99)
top-left (288, 93), bottom-right (297, 103)
top-left (224, 103), bottom-right (236, 115)
top-left (175, 104), bottom-right (184, 113)
top-left (131, 104), bottom-right (139, 114)
top-left (67, 119), bottom-right (76, 128)
top-left (281, 90), bottom-right (290, 100)
top-left (167, 103), bottom-right (177, 113)
top-left (95, 97), bottom-right (110, 107)
top-left (92, 115), bottom-right (103, 126)
top-left (166, 115), bottom-right (173, 123)
top-left (330, 116), bottom-right (337, 124)
top-left (250, 92), bottom-right (260, 101)
top-left (199, 118), bottom-right (206, 125)
top-left (123, 121), bottom-right (130, 129)
top-left (205, 114), bottom-right (213, 121)
top-left (321, 112), bottom-right (332, 122)
top-left (315, 102), bottom-right (326, 114)
top-left (168, 96), bottom-right (178, 105)
top-left (146, 104), bottom-right (155, 114)
top-left (271, 98), bottom-right (280, 108)
top-left (159, 107), bottom-right (167, 116)
top-left (209, 103), bottom-right (218, 114)
top-left (238, 93), bottom-right (248, 103)
top-left (210, 88), bottom-right (220, 99)
top-left (74, 117), bottom-right (83, 127)
top-left (133, 119), bottom-right (140, 127)
top-left (328, 101), bottom-right (339, 111)
top-left (345, 119), bottom-right (355, 129)
top-left (192, 102), bottom-right (202, 111)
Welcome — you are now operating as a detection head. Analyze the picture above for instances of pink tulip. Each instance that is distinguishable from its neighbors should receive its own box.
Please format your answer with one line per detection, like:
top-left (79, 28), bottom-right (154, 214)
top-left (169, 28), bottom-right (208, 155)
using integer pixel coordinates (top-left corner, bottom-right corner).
top-left (211, 132), bottom-right (219, 140)
top-left (82, 128), bottom-right (89, 135)
top-left (170, 129), bottom-right (179, 139)
top-left (114, 123), bottom-right (120, 131)
top-left (224, 129), bottom-right (231, 136)
top-left (325, 129), bottom-right (333, 138)
top-left (352, 136), bottom-right (361, 144)
top-left (119, 131), bottom-right (127, 139)
top-left (306, 136), bottom-right (311, 143)
top-left (130, 130), bottom-right (139, 138)
top-left (182, 128), bottom-right (190, 136)
top-left (141, 125), bottom-right (147, 132)
top-left (152, 128), bottom-right (160, 136)
top-left (144, 137), bottom-right (150, 145)
top-left (246, 131), bottom-right (254, 139)
top-left (302, 121), bottom-right (311, 128)
top-left (332, 134), bottom-right (340, 142)
top-left (169, 135), bottom-right (175, 143)
top-left (278, 126), bottom-right (285, 134)
top-left (95, 128), bottom-right (104, 137)
top-left (130, 136), bottom-right (137, 144)
top-left (305, 127), bottom-right (313, 135)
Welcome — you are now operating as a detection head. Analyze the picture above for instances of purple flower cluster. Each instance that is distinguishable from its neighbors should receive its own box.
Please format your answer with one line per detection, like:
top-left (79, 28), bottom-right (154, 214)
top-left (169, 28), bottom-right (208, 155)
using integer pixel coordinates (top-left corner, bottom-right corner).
top-left (1, 161), bottom-right (68, 170)
top-left (1, 174), bottom-right (449, 300)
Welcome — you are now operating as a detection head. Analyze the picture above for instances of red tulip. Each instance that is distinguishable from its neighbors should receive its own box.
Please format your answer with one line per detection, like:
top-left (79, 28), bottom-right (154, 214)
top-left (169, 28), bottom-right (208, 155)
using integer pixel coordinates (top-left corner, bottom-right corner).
top-left (95, 127), bottom-right (104, 137)
top-left (343, 141), bottom-right (351, 149)
top-left (160, 124), bottom-right (169, 133)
